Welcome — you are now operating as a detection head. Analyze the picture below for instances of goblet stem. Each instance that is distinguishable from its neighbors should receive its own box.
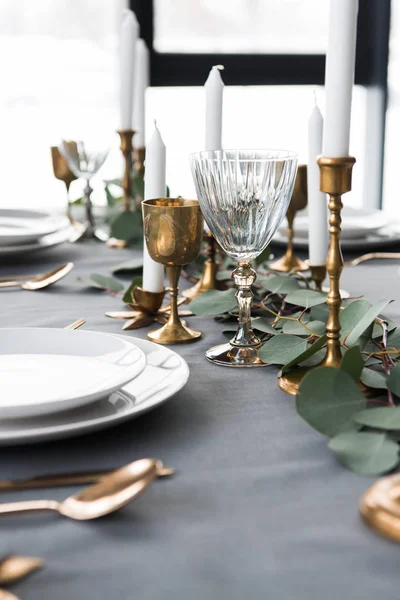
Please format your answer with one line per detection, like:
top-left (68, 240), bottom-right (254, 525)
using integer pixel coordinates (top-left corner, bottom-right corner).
top-left (231, 263), bottom-right (261, 348)
top-left (65, 181), bottom-right (73, 224)
top-left (165, 265), bottom-right (181, 329)
top-left (84, 180), bottom-right (95, 230)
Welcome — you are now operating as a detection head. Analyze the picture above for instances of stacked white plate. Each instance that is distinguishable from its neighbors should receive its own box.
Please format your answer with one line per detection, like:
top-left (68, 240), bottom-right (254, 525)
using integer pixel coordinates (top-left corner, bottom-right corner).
top-left (0, 328), bottom-right (189, 445)
top-left (273, 207), bottom-right (400, 251)
top-left (0, 209), bottom-right (72, 257)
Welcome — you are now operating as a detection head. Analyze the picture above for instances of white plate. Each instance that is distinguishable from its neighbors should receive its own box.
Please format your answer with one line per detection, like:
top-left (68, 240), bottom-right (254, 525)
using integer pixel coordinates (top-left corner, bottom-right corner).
top-left (0, 224), bottom-right (73, 257)
top-left (0, 337), bottom-right (189, 445)
top-left (0, 209), bottom-right (70, 246)
top-left (272, 226), bottom-right (400, 251)
top-left (0, 328), bottom-right (146, 419)
top-left (278, 207), bottom-right (390, 240)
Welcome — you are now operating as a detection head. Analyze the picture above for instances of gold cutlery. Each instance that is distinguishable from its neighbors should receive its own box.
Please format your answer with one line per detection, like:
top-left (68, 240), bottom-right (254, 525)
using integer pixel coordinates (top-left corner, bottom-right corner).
top-left (0, 459), bottom-right (167, 520)
top-left (64, 318), bottom-right (86, 331)
top-left (0, 555), bottom-right (43, 586)
top-left (0, 263), bottom-right (73, 290)
top-left (0, 590), bottom-right (19, 600)
top-left (345, 252), bottom-right (400, 267)
top-left (0, 462), bottom-right (174, 492)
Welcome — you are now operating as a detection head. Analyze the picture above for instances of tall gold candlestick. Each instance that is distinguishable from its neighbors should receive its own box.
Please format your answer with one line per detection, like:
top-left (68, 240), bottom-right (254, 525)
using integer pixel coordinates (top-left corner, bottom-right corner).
top-left (278, 156), bottom-right (355, 395)
top-left (117, 129), bottom-right (135, 212)
top-left (133, 147), bottom-right (145, 177)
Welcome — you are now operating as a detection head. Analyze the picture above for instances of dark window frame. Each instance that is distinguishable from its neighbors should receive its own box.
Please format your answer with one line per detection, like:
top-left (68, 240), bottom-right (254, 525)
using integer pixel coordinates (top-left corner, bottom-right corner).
top-left (130, 0), bottom-right (390, 88)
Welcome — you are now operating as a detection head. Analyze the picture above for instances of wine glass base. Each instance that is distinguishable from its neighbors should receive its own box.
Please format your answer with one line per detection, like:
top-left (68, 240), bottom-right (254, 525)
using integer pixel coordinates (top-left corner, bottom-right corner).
top-left (206, 342), bottom-right (269, 367)
top-left (147, 321), bottom-right (202, 345)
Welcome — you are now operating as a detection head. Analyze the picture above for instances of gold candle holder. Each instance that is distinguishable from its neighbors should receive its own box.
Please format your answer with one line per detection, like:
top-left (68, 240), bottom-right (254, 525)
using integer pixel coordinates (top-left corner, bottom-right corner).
top-left (133, 147), bottom-right (145, 177)
top-left (270, 164), bottom-right (309, 273)
top-left (360, 474), bottom-right (400, 543)
top-left (278, 156), bottom-right (356, 395)
top-left (50, 145), bottom-right (78, 223)
top-left (117, 129), bottom-right (135, 212)
top-left (142, 198), bottom-right (204, 344)
top-left (182, 232), bottom-right (227, 301)
top-left (309, 264), bottom-right (327, 291)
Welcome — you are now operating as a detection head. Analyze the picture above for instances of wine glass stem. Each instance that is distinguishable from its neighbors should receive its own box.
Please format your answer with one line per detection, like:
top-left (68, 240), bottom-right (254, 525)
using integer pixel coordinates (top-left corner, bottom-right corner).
top-left (165, 265), bottom-right (181, 327)
top-left (231, 263), bottom-right (261, 348)
top-left (84, 180), bottom-right (94, 228)
top-left (65, 181), bottom-right (73, 223)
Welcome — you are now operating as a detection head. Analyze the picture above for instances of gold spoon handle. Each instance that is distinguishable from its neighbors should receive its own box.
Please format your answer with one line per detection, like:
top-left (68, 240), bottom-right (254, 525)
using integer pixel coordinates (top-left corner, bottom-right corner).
top-left (64, 319), bottom-right (86, 331)
top-left (0, 500), bottom-right (59, 516)
top-left (0, 281), bottom-right (22, 289)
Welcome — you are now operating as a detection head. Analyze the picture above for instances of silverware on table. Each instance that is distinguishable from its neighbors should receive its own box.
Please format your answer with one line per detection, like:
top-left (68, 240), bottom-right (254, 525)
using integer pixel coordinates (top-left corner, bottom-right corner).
top-left (0, 462), bottom-right (174, 492)
top-left (345, 252), bottom-right (400, 267)
top-left (0, 589), bottom-right (20, 600)
top-left (0, 555), bottom-right (43, 586)
top-left (0, 263), bottom-right (73, 290)
top-left (0, 459), bottom-right (168, 520)
top-left (64, 318), bottom-right (86, 331)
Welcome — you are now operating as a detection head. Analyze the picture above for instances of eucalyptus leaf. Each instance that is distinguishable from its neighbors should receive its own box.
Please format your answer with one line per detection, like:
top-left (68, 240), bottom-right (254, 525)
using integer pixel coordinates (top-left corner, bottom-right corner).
top-left (354, 406), bottom-right (400, 430)
top-left (251, 317), bottom-right (279, 335)
top-left (285, 289), bottom-right (327, 308)
top-left (122, 276), bottom-right (143, 304)
top-left (360, 367), bottom-right (388, 389)
top-left (263, 275), bottom-right (301, 294)
top-left (299, 348), bottom-right (327, 368)
top-left (345, 299), bottom-right (391, 348)
top-left (255, 246), bottom-right (271, 265)
top-left (309, 303), bottom-right (329, 324)
top-left (110, 210), bottom-right (143, 242)
top-left (328, 431), bottom-right (399, 475)
top-left (386, 362), bottom-right (400, 397)
top-left (281, 320), bottom-right (310, 336)
top-left (296, 367), bottom-right (366, 437)
top-left (216, 270), bottom-right (232, 281)
top-left (340, 299), bottom-right (372, 340)
top-left (387, 328), bottom-right (400, 350)
top-left (259, 335), bottom-right (308, 365)
top-left (280, 334), bottom-right (327, 375)
top-left (111, 258), bottom-right (144, 275)
top-left (189, 289), bottom-right (237, 316)
top-left (340, 347), bottom-right (364, 381)
top-left (77, 273), bottom-right (124, 293)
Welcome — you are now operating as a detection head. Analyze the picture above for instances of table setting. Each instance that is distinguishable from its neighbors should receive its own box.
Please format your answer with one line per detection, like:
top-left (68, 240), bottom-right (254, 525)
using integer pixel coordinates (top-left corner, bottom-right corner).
top-left (3, 1), bottom-right (400, 599)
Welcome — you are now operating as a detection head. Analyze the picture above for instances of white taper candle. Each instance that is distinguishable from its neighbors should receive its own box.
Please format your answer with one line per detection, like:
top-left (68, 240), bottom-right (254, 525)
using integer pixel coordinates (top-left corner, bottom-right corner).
top-left (119, 9), bottom-right (139, 130)
top-left (205, 66), bottom-right (224, 151)
top-left (133, 39), bottom-right (150, 147)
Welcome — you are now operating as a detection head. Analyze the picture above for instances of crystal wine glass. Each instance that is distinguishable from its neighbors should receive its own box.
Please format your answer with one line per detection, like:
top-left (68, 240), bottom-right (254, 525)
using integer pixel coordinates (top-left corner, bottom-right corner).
top-left (59, 140), bottom-right (109, 240)
top-left (190, 149), bottom-right (298, 367)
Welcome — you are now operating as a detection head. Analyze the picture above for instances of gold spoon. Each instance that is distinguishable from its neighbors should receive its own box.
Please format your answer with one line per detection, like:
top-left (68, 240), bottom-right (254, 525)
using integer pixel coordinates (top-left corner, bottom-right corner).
top-left (0, 459), bottom-right (162, 520)
top-left (0, 590), bottom-right (20, 600)
top-left (0, 555), bottom-right (43, 586)
top-left (0, 263), bottom-right (73, 290)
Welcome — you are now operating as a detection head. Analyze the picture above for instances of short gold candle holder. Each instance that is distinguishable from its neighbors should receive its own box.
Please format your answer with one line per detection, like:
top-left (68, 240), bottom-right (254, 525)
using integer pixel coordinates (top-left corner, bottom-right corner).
top-left (279, 156), bottom-right (356, 396)
top-left (182, 232), bottom-right (227, 301)
top-left (142, 198), bottom-right (204, 344)
top-left (270, 164), bottom-right (309, 273)
top-left (117, 129), bottom-right (136, 212)
top-left (133, 147), bottom-right (145, 177)
top-left (360, 474), bottom-right (400, 543)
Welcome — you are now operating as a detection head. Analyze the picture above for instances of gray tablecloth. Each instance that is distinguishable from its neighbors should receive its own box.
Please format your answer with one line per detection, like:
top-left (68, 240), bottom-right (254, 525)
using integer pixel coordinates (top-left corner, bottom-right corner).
top-left (1, 242), bottom-right (400, 600)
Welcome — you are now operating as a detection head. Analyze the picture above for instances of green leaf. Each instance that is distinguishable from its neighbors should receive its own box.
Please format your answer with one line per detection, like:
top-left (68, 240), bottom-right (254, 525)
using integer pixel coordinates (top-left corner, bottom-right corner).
top-left (360, 367), bottom-right (388, 389)
top-left (387, 328), bottom-right (400, 350)
top-left (285, 289), bottom-right (327, 308)
top-left (110, 210), bottom-right (143, 242)
top-left (345, 299), bottom-right (391, 348)
top-left (340, 347), bottom-right (364, 381)
top-left (340, 299), bottom-right (371, 338)
top-left (280, 334), bottom-right (327, 375)
top-left (354, 406), bottom-right (400, 430)
top-left (263, 275), bottom-right (301, 294)
top-left (251, 317), bottom-right (279, 335)
top-left (189, 289), bottom-right (237, 316)
top-left (111, 258), bottom-right (143, 275)
top-left (309, 303), bottom-right (329, 324)
top-left (77, 273), bottom-right (124, 293)
top-left (296, 367), bottom-right (366, 437)
top-left (282, 319), bottom-right (325, 336)
top-left (131, 171), bottom-right (145, 199)
top-left (259, 335), bottom-right (308, 365)
top-left (328, 431), bottom-right (399, 475)
top-left (216, 270), bottom-right (232, 281)
top-left (299, 348), bottom-right (327, 368)
top-left (387, 362), bottom-right (400, 397)
top-left (255, 246), bottom-right (270, 265)
top-left (122, 276), bottom-right (143, 304)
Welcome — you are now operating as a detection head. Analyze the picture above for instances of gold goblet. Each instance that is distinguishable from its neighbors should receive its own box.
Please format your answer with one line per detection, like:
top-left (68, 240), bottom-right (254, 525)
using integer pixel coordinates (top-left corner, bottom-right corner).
top-left (142, 198), bottom-right (204, 344)
top-left (51, 143), bottom-right (78, 223)
top-left (270, 164), bottom-right (309, 272)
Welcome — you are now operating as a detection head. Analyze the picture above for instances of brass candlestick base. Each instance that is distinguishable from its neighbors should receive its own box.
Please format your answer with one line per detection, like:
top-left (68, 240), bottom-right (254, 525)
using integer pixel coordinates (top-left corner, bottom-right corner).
top-left (142, 198), bottom-right (204, 344)
top-left (279, 156), bottom-right (356, 395)
top-left (133, 147), bottom-right (145, 177)
top-left (270, 164), bottom-right (308, 273)
top-left (360, 474), bottom-right (400, 543)
top-left (182, 232), bottom-right (227, 301)
top-left (117, 129), bottom-right (135, 212)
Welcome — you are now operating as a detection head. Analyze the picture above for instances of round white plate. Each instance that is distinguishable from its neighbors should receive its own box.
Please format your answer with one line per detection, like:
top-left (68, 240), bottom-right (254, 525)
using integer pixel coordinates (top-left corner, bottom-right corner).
top-left (0, 337), bottom-right (189, 445)
top-left (272, 226), bottom-right (400, 251)
top-left (0, 209), bottom-right (70, 246)
top-left (0, 224), bottom-right (73, 257)
top-left (0, 329), bottom-right (146, 419)
top-left (278, 207), bottom-right (390, 240)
